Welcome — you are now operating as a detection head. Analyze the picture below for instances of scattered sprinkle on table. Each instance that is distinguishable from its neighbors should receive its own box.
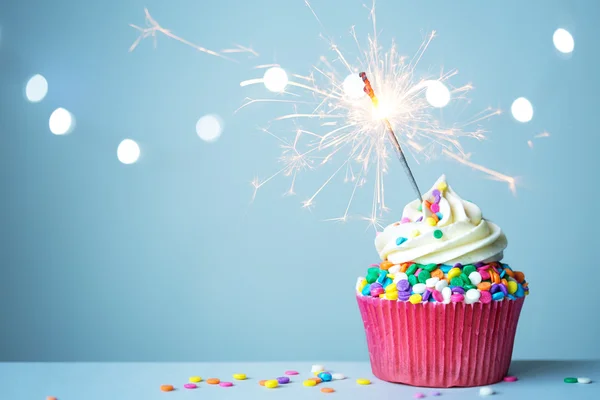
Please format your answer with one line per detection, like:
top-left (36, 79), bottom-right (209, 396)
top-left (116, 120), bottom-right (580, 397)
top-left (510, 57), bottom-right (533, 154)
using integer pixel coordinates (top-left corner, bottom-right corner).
top-left (183, 383), bottom-right (197, 389)
top-left (303, 379), bottom-right (317, 387)
top-left (578, 377), bottom-right (592, 384)
top-left (503, 375), bottom-right (518, 382)
top-left (189, 376), bottom-right (202, 383)
top-left (206, 378), bottom-right (220, 385)
top-left (160, 385), bottom-right (174, 392)
top-left (356, 378), bottom-right (371, 385)
top-left (318, 372), bottom-right (333, 381)
top-left (233, 373), bottom-right (247, 380)
top-left (321, 387), bottom-right (335, 393)
top-left (564, 377), bottom-right (578, 384)
top-left (311, 364), bottom-right (325, 373)
top-left (479, 387), bottom-right (494, 396)
top-left (265, 380), bottom-right (279, 388)
top-left (414, 393), bottom-right (426, 398)
top-left (431, 391), bottom-right (441, 396)
top-left (259, 380), bottom-right (267, 386)
top-left (219, 382), bottom-right (233, 387)
top-left (285, 370), bottom-right (299, 375)
top-left (277, 376), bottom-right (290, 384)
top-left (332, 373), bottom-right (346, 380)
top-left (47, 397), bottom-right (57, 400)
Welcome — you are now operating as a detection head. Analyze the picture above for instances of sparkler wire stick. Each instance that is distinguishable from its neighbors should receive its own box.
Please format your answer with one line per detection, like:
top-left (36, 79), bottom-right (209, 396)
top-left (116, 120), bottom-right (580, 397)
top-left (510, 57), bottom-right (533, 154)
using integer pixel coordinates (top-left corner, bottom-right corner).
top-left (359, 72), bottom-right (423, 202)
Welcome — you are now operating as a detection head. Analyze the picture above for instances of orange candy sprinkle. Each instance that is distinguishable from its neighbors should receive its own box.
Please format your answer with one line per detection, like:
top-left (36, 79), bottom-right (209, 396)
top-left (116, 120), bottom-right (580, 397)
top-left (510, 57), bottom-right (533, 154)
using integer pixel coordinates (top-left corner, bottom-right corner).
top-left (309, 377), bottom-right (323, 383)
top-left (400, 263), bottom-right (409, 273)
top-left (431, 269), bottom-right (444, 280)
top-left (206, 378), bottom-right (220, 385)
top-left (501, 278), bottom-right (509, 287)
top-left (321, 387), bottom-right (335, 393)
top-left (490, 270), bottom-right (500, 284)
top-left (380, 261), bottom-right (394, 271)
top-left (514, 271), bottom-right (525, 283)
top-left (47, 397), bottom-right (57, 400)
top-left (160, 385), bottom-right (174, 392)
top-left (259, 380), bottom-right (267, 386)
top-left (477, 282), bottom-right (492, 291)
top-left (504, 268), bottom-right (515, 278)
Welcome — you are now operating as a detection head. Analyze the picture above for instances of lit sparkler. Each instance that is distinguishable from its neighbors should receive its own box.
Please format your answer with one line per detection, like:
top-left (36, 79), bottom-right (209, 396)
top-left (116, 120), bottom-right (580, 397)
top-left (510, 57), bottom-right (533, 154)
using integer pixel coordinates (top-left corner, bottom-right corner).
top-left (237, 1), bottom-right (513, 226)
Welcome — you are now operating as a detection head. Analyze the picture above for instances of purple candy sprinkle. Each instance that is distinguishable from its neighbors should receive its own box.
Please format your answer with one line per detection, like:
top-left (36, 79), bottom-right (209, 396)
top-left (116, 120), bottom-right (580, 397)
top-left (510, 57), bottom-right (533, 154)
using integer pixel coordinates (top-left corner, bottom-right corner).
top-left (277, 376), bottom-right (290, 384)
top-left (431, 391), bottom-right (442, 396)
top-left (499, 283), bottom-right (508, 296)
top-left (432, 189), bottom-right (440, 197)
top-left (371, 282), bottom-right (383, 290)
top-left (434, 194), bottom-right (441, 204)
top-left (398, 292), bottom-right (411, 301)
top-left (475, 262), bottom-right (485, 268)
top-left (453, 263), bottom-right (463, 269)
top-left (397, 280), bottom-right (411, 292)
top-left (422, 290), bottom-right (431, 302)
top-left (490, 284), bottom-right (501, 294)
top-left (416, 216), bottom-right (423, 222)
top-left (414, 393), bottom-right (426, 399)
top-left (451, 287), bottom-right (465, 295)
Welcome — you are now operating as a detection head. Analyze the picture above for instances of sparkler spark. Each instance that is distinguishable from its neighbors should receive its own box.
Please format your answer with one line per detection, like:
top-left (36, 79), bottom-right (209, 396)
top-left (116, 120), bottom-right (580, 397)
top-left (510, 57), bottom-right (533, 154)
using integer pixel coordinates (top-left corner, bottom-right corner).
top-left (238, 1), bottom-right (514, 226)
top-left (129, 8), bottom-right (258, 60)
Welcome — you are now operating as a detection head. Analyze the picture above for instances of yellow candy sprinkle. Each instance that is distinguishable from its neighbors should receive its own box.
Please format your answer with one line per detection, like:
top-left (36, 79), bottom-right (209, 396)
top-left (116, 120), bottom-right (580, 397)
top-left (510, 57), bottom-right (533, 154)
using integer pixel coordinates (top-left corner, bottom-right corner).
top-left (356, 378), bottom-right (371, 385)
top-left (409, 293), bottom-right (423, 304)
top-left (385, 291), bottom-right (399, 301)
top-left (447, 267), bottom-right (462, 280)
top-left (426, 217), bottom-right (437, 226)
top-left (189, 376), bottom-right (202, 383)
top-left (313, 370), bottom-right (324, 376)
top-left (233, 373), bottom-right (247, 380)
top-left (437, 181), bottom-right (447, 191)
top-left (358, 278), bottom-right (367, 292)
top-left (378, 294), bottom-right (385, 298)
top-left (507, 281), bottom-right (518, 294)
top-left (304, 379), bottom-right (317, 387)
top-left (411, 229), bottom-right (420, 237)
top-left (265, 380), bottom-right (279, 388)
top-left (385, 284), bottom-right (398, 293)
top-left (386, 273), bottom-right (395, 279)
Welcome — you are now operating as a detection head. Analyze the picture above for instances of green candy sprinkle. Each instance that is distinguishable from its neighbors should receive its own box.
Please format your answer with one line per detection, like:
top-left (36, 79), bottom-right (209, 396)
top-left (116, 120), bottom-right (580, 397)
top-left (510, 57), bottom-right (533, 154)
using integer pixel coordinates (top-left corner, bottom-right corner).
top-left (367, 267), bottom-right (380, 275)
top-left (564, 377), bottom-right (578, 384)
top-left (460, 273), bottom-right (471, 286)
top-left (450, 277), bottom-right (464, 287)
top-left (406, 264), bottom-right (418, 276)
top-left (462, 265), bottom-right (476, 276)
top-left (464, 284), bottom-right (476, 291)
top-left (433, 229), bottom-right (443, 239)
top-left (423, 263), bottom-right (438, 272)
top-left (418, 270), bottom-right (431, 284)
top-left (408, 274), bottom-right (418, 286)
top-left (418, 203), bottom-right (423, 211)
top-left (366, 273), bottom-right (379, 284)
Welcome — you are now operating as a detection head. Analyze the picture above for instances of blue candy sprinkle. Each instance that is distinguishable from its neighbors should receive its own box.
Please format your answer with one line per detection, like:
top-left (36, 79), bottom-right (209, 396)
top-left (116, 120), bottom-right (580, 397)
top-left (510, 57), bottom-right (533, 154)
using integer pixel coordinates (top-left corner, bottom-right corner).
top-left (440, 265), bottom-right (452, 273)
top-left (396, 237), bottom-right (408, 246)
top-left (377, 273), bottom-right (386, 284)
top-left (361, 284), bottom-right (372, 296)
top-left (500, 269), bottom-right (506, 278)
top-left (383, 277), bottom-right (393, 287)
top-left (515, 283), bottom-right (525, 298)
top-left (507, 294), bottom-right (516, 300)
top-left (436, 212), bottom-right (443, 220)
top-left (492, 292), bottom-right (505, 301)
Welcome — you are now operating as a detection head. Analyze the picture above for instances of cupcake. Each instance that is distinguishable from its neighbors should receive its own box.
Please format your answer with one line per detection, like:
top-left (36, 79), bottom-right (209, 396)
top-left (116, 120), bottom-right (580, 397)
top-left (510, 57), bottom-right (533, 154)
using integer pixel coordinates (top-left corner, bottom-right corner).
top-left (356, 175), bottom-right (528, 388)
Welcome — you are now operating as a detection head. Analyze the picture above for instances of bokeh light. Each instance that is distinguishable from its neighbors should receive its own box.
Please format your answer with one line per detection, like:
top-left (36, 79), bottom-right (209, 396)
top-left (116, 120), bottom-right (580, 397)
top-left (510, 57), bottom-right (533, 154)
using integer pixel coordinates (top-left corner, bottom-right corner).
top-left (49, 108), bottom-right (74, 135)
top-left (343, 74), bottom-right (365, 100)
top-left (117, 139), bottom-right (140, 164)
top-left (263, 67), bottom-right (288, 92)
top-left (25, 74), bottom-right (48, 103)
top-left (553, 28), bottom-right (574, 54)
top-left (425, 80), bottom-right (451, 108)
top-left (511, 97), bottom-right (533, 123)
top-left (196, 114), bottom-right (223, 142)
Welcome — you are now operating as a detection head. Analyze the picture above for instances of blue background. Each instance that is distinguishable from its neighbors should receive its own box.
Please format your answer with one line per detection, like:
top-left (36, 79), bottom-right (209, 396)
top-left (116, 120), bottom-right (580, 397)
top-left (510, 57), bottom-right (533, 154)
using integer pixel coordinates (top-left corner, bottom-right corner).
top-left (0, 0), bottom-right (597, 361)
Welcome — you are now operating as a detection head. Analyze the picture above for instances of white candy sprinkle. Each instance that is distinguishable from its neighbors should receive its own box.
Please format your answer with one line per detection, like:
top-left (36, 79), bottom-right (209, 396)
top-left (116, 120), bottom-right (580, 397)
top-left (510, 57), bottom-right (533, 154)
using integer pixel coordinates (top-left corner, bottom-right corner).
top-left (469, 271), bottom-right (482, 285)
top-left (393, 272), bottom-right (408, 283)
top-left (435, 280), bottom-right (449, 292)
top-left (442, 287), bottom-right (452, 304)
top-left (356, 277), bottom-right (365, 292)
top-left (412, 283), bottom-right (427, 294)
top-left (479, 386), bottom-right (494, 396)
top-left (465, 289), bottom-right (481, 304)
top-left (332, 373), bottom-right (346, 380)
top-left (578, 377), bottom-right (592, 384)
top-left (426, 277), bottom-right (440, 288)
top-left (311, 364), bottom-right (325, 373)
top-left (389, 265), bottom-right (401, 274)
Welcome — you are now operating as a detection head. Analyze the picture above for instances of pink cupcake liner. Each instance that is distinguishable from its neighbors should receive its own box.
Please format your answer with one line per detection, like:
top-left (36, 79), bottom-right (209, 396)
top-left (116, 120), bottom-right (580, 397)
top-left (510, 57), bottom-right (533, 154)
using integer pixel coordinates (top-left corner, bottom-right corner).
top-left (356, 295), bottom-right (525, 387)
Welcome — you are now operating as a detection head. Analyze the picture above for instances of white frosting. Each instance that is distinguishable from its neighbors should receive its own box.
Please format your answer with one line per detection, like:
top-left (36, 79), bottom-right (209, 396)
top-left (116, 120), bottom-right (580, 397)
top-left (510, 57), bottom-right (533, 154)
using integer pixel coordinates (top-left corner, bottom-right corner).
top-left (375, 175), bottom-right (507, 265)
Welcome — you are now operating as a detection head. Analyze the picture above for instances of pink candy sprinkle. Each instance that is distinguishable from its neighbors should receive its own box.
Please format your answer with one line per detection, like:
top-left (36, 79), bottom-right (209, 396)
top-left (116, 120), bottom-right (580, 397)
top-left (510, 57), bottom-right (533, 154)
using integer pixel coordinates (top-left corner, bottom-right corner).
top-left (414, 393), bottom-right (426, 399)
top-left (504, 375), bottom-right (518, 382)
top-left (431, 391), bottom-right (442, 396)
top-left (285, 370), bottom-right (299, 375)
top-left (219, 382), bottom-right (233, 387)
top-left (432, 290), bottom-right (444, 302)
top-left (184, 383), bottom-right (197, 389)
top-left (450, 293), bottom-right (464, 303)
top-left (479, 270), bottom-right (491, 280)
top-left (430, 203), bottom-right (440, 213)
top-left (479, 290), bottom-right (492, 304)
top-left (415, 268), bottom-right (422, 276)
top-left (401, 217), bottom-right (411, 224)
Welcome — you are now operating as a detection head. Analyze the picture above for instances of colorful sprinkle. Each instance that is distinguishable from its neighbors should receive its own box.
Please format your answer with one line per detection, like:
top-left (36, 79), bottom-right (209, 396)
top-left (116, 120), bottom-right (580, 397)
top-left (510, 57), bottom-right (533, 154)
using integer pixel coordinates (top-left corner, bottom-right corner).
top-left (479, 387), bottom-right (494, 396)
top-left (564, 377), bottom-right (578, 383)
top-left (233, 373), bottom-right (247, 380)
top-left (433, 230), bottom-right (443, 239)
top-left (206, 378), bottom-right (220, 385)
top-left (303, 379), bottom-right (317, 387)
top-left (277, 376), bottom-right (290, 384)
top-left (396, 237), bottom-right (408, 246)
top-left (426, 217), bottom-right (437, 226)
top-left (503, 375), bottom-right (518, 382)
top-left (356, 378), bottom-right (371, 385)
top-left (321, 387), bottom-right (335, 393)
top-left (577, 377), bottom-right (592, 384)
top-left (411, 229), bottom-right (421, 237)
top-left (219, 382), bottom-right (233, 387)
top-left (318, 372), bottom-right (332, 382)
top-left (160, 385), bottom-right (174, 392)
top-left (265, 380), bottom-right (279, 388)
top-left (184, 383), bottom-right (197, 389)
top-left (189, 376), bottom-right (202, 383)
top-left (430, 203), bottom-right (440, 213)
top-left (285, 370), bottom-right (299, 375)
top-left (332, 373), bottom-right (346, 380)
top-left (414, 393), bottom-right (426, 399)
top-left (401, 217), bottom-right (411, 224)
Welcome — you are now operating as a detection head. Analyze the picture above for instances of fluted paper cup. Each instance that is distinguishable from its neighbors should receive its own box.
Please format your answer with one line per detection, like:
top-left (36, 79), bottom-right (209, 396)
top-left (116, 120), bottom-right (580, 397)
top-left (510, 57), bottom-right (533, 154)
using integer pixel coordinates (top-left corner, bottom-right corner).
top-left (356, 295), bottom-right (525, 387)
